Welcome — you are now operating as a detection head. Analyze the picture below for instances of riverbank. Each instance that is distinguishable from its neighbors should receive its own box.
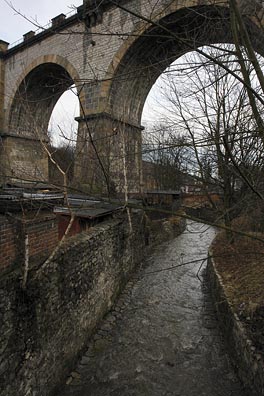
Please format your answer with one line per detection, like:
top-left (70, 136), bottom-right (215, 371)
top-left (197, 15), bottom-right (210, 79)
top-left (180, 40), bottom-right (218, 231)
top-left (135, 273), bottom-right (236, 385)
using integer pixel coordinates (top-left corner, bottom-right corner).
top-left (208, 232), bottom-right (264, 395)
top-left (58, 221), bottom-right (246, 396)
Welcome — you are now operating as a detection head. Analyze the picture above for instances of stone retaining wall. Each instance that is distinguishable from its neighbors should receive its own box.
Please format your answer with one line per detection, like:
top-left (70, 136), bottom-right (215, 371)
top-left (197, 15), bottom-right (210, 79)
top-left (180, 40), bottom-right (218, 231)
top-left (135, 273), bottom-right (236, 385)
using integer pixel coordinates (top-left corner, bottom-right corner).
top-left (0, 211), bottom-right (185, 396)
top-left (147, 215), bottom-right (186, 246)
top-left (207, 253), bottom-right (264, 395)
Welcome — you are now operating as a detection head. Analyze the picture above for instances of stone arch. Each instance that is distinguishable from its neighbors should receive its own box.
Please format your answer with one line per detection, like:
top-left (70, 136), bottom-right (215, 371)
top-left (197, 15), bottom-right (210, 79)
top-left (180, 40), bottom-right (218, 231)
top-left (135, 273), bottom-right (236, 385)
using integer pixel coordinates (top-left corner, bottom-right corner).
top-left (7, 55), bottom-right (83, 139)
top-left (102, 3), bottom-right (264, 127)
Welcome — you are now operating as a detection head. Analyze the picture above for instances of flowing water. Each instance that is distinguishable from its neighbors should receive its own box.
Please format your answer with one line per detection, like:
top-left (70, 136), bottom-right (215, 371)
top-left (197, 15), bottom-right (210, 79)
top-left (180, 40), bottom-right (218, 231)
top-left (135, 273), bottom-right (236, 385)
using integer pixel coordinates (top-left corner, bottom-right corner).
top-left (59, 221), bottom-right (247, 396)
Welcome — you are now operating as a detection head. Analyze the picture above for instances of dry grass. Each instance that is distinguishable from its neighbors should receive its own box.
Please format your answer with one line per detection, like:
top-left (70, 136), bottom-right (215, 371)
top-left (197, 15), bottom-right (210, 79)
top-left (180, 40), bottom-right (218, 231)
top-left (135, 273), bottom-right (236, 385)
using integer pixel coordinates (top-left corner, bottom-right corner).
top-left (212, 232), bottom-right (264, 352)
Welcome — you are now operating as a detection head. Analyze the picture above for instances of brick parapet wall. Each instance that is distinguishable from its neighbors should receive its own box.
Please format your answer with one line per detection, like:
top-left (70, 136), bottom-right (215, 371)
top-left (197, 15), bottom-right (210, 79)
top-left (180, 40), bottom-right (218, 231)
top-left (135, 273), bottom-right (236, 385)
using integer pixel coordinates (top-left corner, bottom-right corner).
top-left (0, 215), bottom-right (18, 271)
top-left (0, 212), bottom-right (185, 396)
top-left (0, 211), bottom-right (58, 272)
top-left (24, 213), bottom-right (58, 264)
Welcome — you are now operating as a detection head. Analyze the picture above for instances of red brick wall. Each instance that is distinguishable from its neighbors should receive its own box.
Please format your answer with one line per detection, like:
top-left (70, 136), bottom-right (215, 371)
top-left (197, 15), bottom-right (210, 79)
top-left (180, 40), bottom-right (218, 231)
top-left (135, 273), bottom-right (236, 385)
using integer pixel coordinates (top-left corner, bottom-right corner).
top-left (0, 212), bottom-right (58, 272)
top-left (0, 215), bottom-right (17, 271)
top-left (26, 214), bottom-right (58, 263)
top-left (57, 215), bottom-right (82, 240)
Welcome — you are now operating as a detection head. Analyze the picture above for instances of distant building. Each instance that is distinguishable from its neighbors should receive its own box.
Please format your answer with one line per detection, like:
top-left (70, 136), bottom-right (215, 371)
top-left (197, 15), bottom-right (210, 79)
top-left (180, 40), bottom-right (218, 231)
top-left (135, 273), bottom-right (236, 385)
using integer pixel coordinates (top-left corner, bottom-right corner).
top-left (142, 160), bottom-right (202, 194)
top-left (144, 190), bottom-right (181, 207)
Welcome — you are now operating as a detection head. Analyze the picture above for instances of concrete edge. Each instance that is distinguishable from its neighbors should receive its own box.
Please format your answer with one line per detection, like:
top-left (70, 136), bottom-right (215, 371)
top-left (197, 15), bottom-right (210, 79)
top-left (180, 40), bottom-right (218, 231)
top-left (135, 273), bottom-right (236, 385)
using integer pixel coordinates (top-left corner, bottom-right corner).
top-left (207, 249), bottom-right (264, 395)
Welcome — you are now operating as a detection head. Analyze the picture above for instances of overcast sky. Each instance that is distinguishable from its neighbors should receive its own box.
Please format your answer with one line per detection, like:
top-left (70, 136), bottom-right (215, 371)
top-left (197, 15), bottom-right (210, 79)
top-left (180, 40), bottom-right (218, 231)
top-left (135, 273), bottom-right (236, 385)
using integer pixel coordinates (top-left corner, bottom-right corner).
top-left (0, 0), bottom-right (82, 44)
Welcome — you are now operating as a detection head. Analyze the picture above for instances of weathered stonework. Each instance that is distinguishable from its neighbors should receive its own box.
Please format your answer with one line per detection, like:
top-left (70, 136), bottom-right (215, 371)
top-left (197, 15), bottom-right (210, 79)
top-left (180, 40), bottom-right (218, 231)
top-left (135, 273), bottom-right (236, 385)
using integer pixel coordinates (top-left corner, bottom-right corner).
top-left (0, 211), bottom-right (185, 396)
top-left (207, 253), bottom-right (264, 396)
top-left (74, 113), bottom-right (143, 193)
top-left (1, 0), bottom-right (263, 190)
top-left (0, 40), bottom-right (8, 134)
top-left (0, 136), bottom-right (49, 183)
top-left (146, 215), bottom-right (186, 246)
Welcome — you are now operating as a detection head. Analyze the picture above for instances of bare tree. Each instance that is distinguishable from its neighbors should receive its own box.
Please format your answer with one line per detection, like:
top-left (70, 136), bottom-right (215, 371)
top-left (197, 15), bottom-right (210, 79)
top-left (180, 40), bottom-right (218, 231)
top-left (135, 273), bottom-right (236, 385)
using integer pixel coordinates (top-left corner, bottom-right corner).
top-left (3, 0), bottom-right (264, 237)
top-left (149, 44), bottom-right (264, 235)
top-left (142, 123), bottom-right (191, 190)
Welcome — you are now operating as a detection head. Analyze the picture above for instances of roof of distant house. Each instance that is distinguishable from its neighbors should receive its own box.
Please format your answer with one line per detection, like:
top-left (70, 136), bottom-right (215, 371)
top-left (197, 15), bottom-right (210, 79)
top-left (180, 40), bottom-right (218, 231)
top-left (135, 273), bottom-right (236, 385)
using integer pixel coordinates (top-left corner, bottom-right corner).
top-left (146, 190), bottom-right (181, 195)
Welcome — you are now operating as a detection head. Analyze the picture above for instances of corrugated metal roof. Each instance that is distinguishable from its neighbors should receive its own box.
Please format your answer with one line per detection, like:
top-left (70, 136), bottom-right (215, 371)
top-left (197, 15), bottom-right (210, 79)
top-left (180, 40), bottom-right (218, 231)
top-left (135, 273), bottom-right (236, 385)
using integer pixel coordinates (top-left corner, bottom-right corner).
top-left (5, 181), bottom-right (60, 191)
top-left (54, 205), bottom-right (121, 219)
top-left (0, 186), bottom-right (124, 217)
top-left (22, 192), bottom-right (64, 200)
top-left (68, 198), bottom-right (101, 207)
top-left (146, 190), bottom-right (181, 195)
top-left (0, 187), bottom-right (65, 213)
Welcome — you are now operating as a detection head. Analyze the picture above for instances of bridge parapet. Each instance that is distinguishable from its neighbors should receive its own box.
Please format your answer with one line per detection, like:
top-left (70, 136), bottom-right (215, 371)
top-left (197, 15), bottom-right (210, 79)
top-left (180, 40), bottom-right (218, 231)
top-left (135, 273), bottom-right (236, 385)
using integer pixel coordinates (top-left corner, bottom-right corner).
top-left (0, 40), bottom-right (8, 134)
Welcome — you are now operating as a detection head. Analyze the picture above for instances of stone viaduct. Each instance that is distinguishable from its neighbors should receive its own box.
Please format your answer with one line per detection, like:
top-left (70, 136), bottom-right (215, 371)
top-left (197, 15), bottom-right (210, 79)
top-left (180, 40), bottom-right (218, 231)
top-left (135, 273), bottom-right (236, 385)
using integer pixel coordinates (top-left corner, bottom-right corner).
top-left (0, 0), bottom-right (263, 193)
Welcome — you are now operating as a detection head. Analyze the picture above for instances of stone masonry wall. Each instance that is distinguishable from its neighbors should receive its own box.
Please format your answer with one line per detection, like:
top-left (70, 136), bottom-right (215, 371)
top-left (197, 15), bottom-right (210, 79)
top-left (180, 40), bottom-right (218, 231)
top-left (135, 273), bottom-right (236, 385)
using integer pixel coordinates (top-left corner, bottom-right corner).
top-left (0, 212), bottom-right (185, 396)
top-left (3, 0), bottom-right (234, 122)
top-left (0, 136), bottom-right (49, 182)
top-left (3, 0), bottom-right (258, 188)
top-left (207, 253), bottom-right (264, 395)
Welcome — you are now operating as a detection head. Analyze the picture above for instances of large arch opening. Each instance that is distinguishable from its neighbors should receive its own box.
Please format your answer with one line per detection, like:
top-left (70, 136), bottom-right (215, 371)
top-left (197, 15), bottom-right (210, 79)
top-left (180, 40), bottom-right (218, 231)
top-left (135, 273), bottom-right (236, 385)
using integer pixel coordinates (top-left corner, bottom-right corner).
top-left (141, 42), bottom-right (264, 193)
top-left (93, 5), bottom-right (264, 197)
top-left (9, 62), bottom-right (75, 140)
top-left (107, 5), bottom-right (264, 126)
top-left (48, 86), bottom-right (79, 148)
top-left (120, 9), bottom-right (263, 238)
top-left (5, 61), bottom-right (81, 183)
top-left (48, 86), bottom-right (80, 185)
